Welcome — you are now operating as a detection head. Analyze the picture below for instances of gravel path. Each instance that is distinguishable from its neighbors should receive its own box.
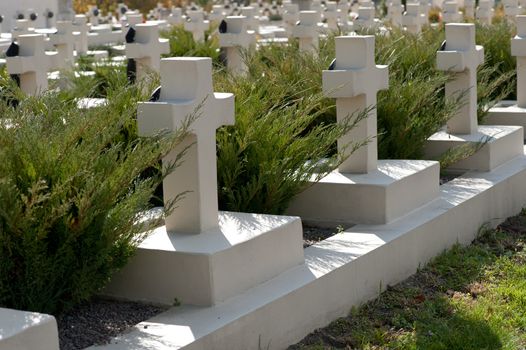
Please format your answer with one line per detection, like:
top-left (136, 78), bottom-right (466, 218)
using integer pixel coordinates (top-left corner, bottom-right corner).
top-left (57, 298), bottom-right (167, 350)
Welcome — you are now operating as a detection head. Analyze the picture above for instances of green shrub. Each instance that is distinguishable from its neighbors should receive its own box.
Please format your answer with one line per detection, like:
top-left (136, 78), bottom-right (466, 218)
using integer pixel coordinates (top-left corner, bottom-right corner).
top-left (161, 25), bottom-right (220, 64)
top-left (0, 76), bottom-right (188, 315)
top-left (214, 44), bottom-right (365, 214)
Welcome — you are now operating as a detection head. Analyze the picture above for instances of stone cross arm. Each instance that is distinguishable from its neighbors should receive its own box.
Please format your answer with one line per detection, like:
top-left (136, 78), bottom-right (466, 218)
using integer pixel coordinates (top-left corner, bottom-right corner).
top-left (137, 92), bottom-right (234, 137)
top-left (6, 35), bottom-right (57, 75)
top-left (437, 24), bottom-right (484, 72)
top-left (322, 36), bottom-right (389, 98)
top-left (322, 65), bottom-right (388, 98)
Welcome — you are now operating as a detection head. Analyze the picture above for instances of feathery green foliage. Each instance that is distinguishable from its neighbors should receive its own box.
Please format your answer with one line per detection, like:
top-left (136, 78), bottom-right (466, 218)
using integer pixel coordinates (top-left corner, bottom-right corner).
top-left (0, 72), bottom-right (189, 315)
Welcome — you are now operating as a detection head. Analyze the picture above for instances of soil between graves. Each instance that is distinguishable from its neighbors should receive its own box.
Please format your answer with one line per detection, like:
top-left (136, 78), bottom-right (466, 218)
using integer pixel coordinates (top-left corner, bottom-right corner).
top-left (57, 299), bottom-right (168, 350)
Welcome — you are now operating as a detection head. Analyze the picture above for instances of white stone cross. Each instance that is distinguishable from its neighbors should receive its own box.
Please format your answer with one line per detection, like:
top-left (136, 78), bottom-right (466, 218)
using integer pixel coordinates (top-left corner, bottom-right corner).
top-left (512, 15), bottom-right (526, 107)
top-left (12, 19), bottom-right (33, 39)
top-left (240, 7), bottom-right (259, 31)
top-left (322, 35), bottom-right (389, 173)
top-left (168, 7), bottom-right (184, 26)
top-left (218, 16), bottom-right (255, 75)
top-left (403, 3), bottom-right (424, 33)
top-left (387, 0), bottom-right (404, 27)
top-left (324, 2), bottom-right (339, 31)
top-left (73, 15), bottom-right (89, 54)
top-left (137, 57), bottom-right (235, 233)
top-left (292, 11), bottom-right (319, 53)
top-left (476, 0), bottom-right (493, 24)
top-left (6, 34), bottom-right (57, 95)
top-left (283, 3), bottom-right (300, 35)
top-left (87, 6), bottom-right (100, 26)
top-left (419, 0), bottom-right (430, 23)
top-left (442, 1), bottom-right (462, 23)
top-left (184, 10), bottom-right (210, 42)
top-left (437, 23), bottom-right (484, 134)
top-left (354, 6), bottom-right (376, 30)
top-left (464, 0), bottom-right (475, 18)
top-left (125, 23), bottom-right (170, 81)
top-left (50, 21), bottom-right (75, 68)
top-left (126, 12), bottom-right (144, 27)
top-left (503, 0), bottom-right (519, 21)
top-left (209, 5), bottom-right (225, 25)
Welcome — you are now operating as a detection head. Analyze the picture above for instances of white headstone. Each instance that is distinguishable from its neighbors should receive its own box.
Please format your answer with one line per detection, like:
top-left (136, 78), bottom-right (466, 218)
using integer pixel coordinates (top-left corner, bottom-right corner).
top-left (387, 0), bottom-right (404, 27)
top-left (437, 23), bottom-right (484, 134)
top-left (50, 21), bottom-right (75, 68)
top-left (12, 19), bottom-right (33, 39)
top-left (476, 0), bottom-right (493, 24)
top-left (240, 7), bottom-right (258, 31)
top-left (324, 2), bottom-right (339, 30)
top-left (126, 23), bottom-right (170, 81)
top-left (137, 57), bottom-right (234, 233)
top-left (73, 14), bottom-right (89, 54)
top-left (168, 7), bottom-right (184, 26)
top-left (442, 1), bottom-right (462, 23)
top-left (219, 16), bottom-right (256, 75)
top-left (464, 0), bottom-right (475, 18)
top-left (322, 35), bottom-right (389, 173)
top-left (283, 3), bottom-right (300, 35)
top-left (403, 3), bottom-right (424, 33)
top-left (354, 6), bottom-right (376, 30)
top-left (184, 10), bottom-right (210, 42)
top-left (6, 34), bottom-right (57, 95)
top-left (292, 11), bottom-right (319, 53)
top-left (503, 0), bottom-right (519, 21)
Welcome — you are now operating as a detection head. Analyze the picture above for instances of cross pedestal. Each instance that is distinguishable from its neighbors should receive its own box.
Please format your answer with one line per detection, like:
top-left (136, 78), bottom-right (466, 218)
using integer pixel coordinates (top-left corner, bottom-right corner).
top-left (125, 23), bottom-right (170, 82)
top-left (287, 36), bottom-right (439, 226)
top-left (184, 11), bottom-right (209, 42)
top-left (104, 57), bottom-right (304, 306)
top-left (426, 24), bottom-right (523, 171)
top-left (486, 15), bottom-right (526, 140)
top-left (218, 16), bottom-right (256, 75)
top-left (292, 11), bottom-right (319, 53)
top-left (403, 3), bottom-right (424, 33)
top-left (50, 21), bottom-right (75, 68)
top-left (6, 34), bottom-right (57, 95)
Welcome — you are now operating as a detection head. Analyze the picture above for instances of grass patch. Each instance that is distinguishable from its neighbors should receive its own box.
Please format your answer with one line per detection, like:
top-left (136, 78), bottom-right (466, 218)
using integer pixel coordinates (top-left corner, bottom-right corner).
top-left (290, 210), bottom-right (526, 349)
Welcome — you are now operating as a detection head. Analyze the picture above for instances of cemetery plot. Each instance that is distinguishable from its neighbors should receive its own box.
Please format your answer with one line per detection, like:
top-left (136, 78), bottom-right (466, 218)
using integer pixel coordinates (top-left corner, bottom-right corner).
top-left (1, 1), bottom-right (526, 350)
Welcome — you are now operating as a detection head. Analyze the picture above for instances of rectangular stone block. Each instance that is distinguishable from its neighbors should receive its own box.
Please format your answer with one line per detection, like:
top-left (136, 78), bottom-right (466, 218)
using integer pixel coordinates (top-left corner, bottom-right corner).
top-left (425, 125), bottom-right (524, 172)
top-left (103, 211), bottom-right (305, 306)
top-left (0, 308), bottom-right (59, 350)
top-left (286, 159), bottom-right (440, 226)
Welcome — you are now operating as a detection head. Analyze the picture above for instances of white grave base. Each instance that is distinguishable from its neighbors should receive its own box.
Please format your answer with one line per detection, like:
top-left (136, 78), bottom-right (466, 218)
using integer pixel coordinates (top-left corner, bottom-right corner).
top-left (103, 211), bottom-right (304, 306)
top-left (85, 50), bottom-right (109, 60)
top-left (92, 148), bottom-right (526, 350)
top-left (425, 125), bottom-right (524, 172)
top-left (485, 101), bottom-right (526, 140)
top-left (286, 159), bottom-right (439, 226)
top-left (0, 307), bottom-right (59, 350)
